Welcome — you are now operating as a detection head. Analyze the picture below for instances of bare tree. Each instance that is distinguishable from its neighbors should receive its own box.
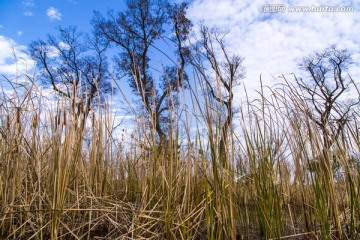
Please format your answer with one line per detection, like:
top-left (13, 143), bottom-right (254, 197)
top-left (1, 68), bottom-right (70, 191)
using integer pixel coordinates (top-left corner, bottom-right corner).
top-left (297, 45), bottom-right (359, 151)
top-left (92, 0), bottom-right (191, 148)
top-left (192, 25), bottom-right (245, 167)
top-left (29, 26), bottom-right (111, 119)
top-left (296, 45), bottom-right (360, 239)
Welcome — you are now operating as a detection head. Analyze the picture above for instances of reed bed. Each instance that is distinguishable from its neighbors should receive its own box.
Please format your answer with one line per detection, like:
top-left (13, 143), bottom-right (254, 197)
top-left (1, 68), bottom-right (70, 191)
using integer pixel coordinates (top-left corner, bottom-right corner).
top-left (0, 72), bottom-right (359, 240)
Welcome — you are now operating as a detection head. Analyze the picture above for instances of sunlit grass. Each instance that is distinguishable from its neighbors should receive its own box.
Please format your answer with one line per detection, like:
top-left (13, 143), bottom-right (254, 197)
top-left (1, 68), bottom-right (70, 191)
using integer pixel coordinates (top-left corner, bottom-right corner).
top-left (0, 72), bottom-right (359, 240)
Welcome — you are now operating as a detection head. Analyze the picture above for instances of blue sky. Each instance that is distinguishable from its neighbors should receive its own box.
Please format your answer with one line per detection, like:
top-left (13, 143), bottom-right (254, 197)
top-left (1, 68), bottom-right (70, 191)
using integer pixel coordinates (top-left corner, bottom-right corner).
top-left (0, 0), bottom-right (359, 143)
top-left (0, 0), bottom-right (359, 99)
top-left (0, 0), bottom-right (125, 46)
top-left (0, 0), bottom-right (128, 77)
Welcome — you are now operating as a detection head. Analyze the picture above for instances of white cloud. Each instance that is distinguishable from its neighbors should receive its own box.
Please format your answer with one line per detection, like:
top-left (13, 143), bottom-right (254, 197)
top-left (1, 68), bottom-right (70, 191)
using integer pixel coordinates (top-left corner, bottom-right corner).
top-left (31, 44), bottom-right (59, 58)
top-left (24, 11), bottom-right (33, 16)
top-left (22, 0), bottom-right (34, 7)
top-left (0, 35), bottom-right (34, 75)
top-left (47, 46), bottom-right (60, 58)
top-left (59, 41), bottom-right (70, 50)
top-left (17, 31), bottom-right (23, 36)
top-left (188, 0), bottom-right (360, 101)
top-left (46, 7), bottom-right (62, 21)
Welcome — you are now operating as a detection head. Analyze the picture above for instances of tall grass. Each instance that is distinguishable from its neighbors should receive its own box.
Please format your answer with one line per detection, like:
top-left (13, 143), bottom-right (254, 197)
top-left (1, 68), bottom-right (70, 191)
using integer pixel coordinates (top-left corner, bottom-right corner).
top-left (0, 70), bottom-right (359, 239)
